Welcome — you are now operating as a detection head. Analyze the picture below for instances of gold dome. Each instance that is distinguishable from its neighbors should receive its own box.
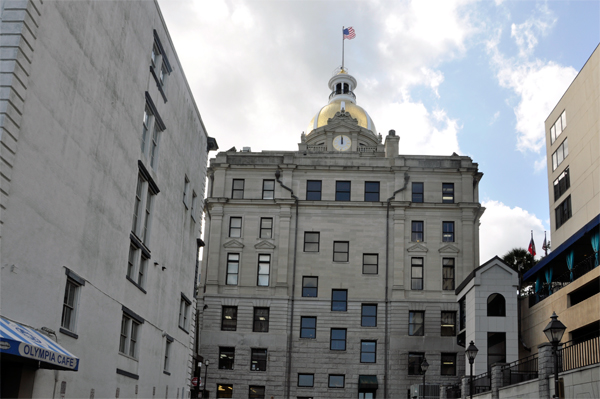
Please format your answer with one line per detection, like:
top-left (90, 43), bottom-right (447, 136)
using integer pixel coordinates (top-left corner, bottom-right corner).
top-left (306, 100), bottom-right (376, 135)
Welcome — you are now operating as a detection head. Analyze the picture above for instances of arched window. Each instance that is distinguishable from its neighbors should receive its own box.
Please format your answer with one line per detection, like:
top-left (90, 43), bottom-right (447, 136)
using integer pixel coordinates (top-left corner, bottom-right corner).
top-left (487, 293), bottom-right (506, 316)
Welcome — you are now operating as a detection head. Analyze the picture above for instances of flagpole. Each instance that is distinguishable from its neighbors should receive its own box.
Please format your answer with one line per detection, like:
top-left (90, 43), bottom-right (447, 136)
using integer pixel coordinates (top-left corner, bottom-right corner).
top-left (342, 26), bottom-right (345, 71)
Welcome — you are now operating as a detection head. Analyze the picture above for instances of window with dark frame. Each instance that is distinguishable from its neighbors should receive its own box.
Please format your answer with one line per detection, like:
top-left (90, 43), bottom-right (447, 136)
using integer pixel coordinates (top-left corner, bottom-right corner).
top-left (119, 313), bottom-right (141, 359)
top-left (61, 278), bottom-right (81, 332)
top-left (229, 217), bottom-right (242, 238)
top-left (442, 221), bottom-right (455, 242)
top-left (412, 182), bottom-right (424, 203)
top-left (441, 311), bottom-right (456, 336)
top-left (333, 241), bottom-right (349, 262)
top-left (442, 258), bottom-right (455, 290)
top-left (216, 384), bottom-right (233, 398)
top-left (300, 317), bottom-right (316, 338)
top-left (409, 311), bottom-right (424, 336)
top-left (364, 182), bottom-right (380, 202)
top-left (221, 306), bottom-right (237, 331)
top-left (363, 254), bottom-right (378, 274)
top-left (306, 180), bottom-right (322, 201)
top-left (304, 232), bottom-right (320, 252)
top-left (302, 276), bottom-right (318, 297)
top-left (411, 221), bottom-right (424, 242)
top-left (179, 295), bottom-right (191, 331)
top-left (361, 304), bottom-right (377, 327)
top-left (262, 180), bottom-right (275, 199)
top-left (335, 181), bottom-right (351, 201)
top-left (226, 253), bottom-right (239, 285)
top-left (259, 218), bottom-right (273, 239)
top-left (164, 338), bottom-right (171, 372)
top-left (488, 332), bottom-right (507, 371)
top-left (249, 386), bottom-right (265, 399)
top-left (442, 183), bottom-right (454, 203)
top-left (330, 328), bottom-right (347, 350)
top-left (218, 347), bottom-right (235, 370)
top-left (328, 375), bottom-right (345, 388)
top-left (251, 348), bottom-right (267, 371)
top-left (331, 289), bottom-right (347, 311)
top-left (441, 353), bottom-right (456, 375)
top-left (257, 254), bottom-right (270, 287)
top-left (487, 293), bottom-right (506, 317)
top-left (183, 176), bottom-right (190, 207)
top-left (408, 352), bottom-right (425, 375)
top-left (552, 138), bottom-right (569, 171)
top-left (231, 179), bottom-right (244, 199)
top-left (253, 307), bottom-right (269, 332)
top-left (553, 167), bottom-right (570, 202)
top-left (555, 195), bottom-right (572, 229)
top-left (411, 257), bottom-right (423, 290)
top-left (298, 374), bottom-right (314, 387)
top-left (361, 341), bottom-right (376, 363)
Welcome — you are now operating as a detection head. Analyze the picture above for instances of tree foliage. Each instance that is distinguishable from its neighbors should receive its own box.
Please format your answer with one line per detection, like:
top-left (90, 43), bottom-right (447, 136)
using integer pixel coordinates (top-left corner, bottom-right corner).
top-left (502, 247), bottom-right (536, 274)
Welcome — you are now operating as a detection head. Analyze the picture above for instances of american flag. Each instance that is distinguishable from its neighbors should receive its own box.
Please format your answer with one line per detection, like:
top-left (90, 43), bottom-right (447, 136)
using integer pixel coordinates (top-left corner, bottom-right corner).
top-left (343, 27), bottom-right (356, 40)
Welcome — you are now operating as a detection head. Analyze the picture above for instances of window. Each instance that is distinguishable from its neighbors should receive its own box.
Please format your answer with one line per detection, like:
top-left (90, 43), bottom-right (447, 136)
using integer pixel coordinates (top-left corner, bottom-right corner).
top-left (363, 254), bottom-right (378, 274)
top-left (304, 232), bottom-right (320, 252)
top-left (302, 276), bottom-right (318, 297)
top-left (335, 181), bottom-right (351, 201)
top-left (219, 347), bottom-right (235, 370)
top-left (253, 307), bottom-right (269, 332)
top-left (328, 375), bottom-right (345, 388)
top-left (300, 317), bottom-right (316, 338)
top-left (409, 311), bottom-right (424, 336)
top-left (191, 191), bottom-right (198, 222)
top-left (216, 384), bottom-right (233, 398)
top-left (361, 304), bottom-right (377, 327)
top-left (231, 179), bottom-right (244, 199)
top-left (442, 258), bottom-right (455, 290)
top-left (364, 182), bottom-right (380, 202)
top-left (441, 312), bottom-right (456, 336)
top-left (257, 254), bottom-right (270, 286)
top-left (412, 182), bottom-right (424, 203)
top-left (411, 221), bottom-right (424, 242)
top-left (61, 277), bottom-right (82, 332)
top-left (262, 180), bottom-right (275, 199)
top-left (164, 337), bottom-right (172, 372)
top-left (149, 124), bottom-right (161, 169)
top-left (226, 253), bottom-right (239, 285)
top-left (298, 374), bottom-right (314, 387)
top-left (408, 352), bottom-right (425, 375)
top-left (555, 195), bottom-right (572, 229)
top-left (550, 110), bottom-right (566, 144)
top-left (361, 341), bottom-right (376, 363)
top-left (442, 183), bottom-right (454, 203)
top-left (119, 311), bottom-right (142, 359)
top-left (333, 241), bottom-right (349, 262)
top-left (306, 180), bottom-right (322, 200)
top-left (150, 31), bottom-right (172, 98)
top-left (141, 94), bottom-right (165, 165)
top-left (221, 306), bottom-right (237, 331)
top-left (229, 217), bottom-right (242, 238)
top-left (331, 289), bottom-right (347, 311)
top-left (459, 296), bottom-right (466, 331)
top-left (183, 176), bottom-right (190, 208)
top-left (441, 353), bottom-right (456, 375)
top-left (131, 169), bottom-right (158, 245)
top-left (179, 294), bottom-right (191, 331)
top-left (249, 386), bottom-right (265, 399)
top-left (552, 138), bottom-right (569, 171)
top-left (330, 328), bottom-right (347, 350)
top-left (260, 218), bottom-right (273, 239)
top-left (127, 244), bottom-right (149, 291)
top-left (488, 332), bottom-right (506, 370)
top-left (487, 293), bottom-right (506, 317)
top-left (142, 105), bottom-right (152, 153)
top-left (553, 167), bottom-right (570, 201)
top-left (251, 348), bottom-right (267, 371)
top-left (411, 257), bottom-right (423, 290)
top-left (442, 222), bottom-right (455, 242)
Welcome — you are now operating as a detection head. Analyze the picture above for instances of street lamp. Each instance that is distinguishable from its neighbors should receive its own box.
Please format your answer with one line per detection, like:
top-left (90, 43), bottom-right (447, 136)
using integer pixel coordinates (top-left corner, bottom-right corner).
top-left (421, 357), bottom-right (429, 399)
top-left (202, 359), bottom-right (209, 398)
top-left (543, 312), bottom-right (566, 398)
top-left (465, 341), bottom-right (478, 399)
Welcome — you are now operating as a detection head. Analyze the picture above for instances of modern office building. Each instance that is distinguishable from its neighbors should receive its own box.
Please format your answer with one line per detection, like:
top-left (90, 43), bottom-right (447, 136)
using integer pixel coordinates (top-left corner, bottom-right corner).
top-left (0, 0), bottom-right (217, 397)
top-left (198, 67), bottom-right (485, 398)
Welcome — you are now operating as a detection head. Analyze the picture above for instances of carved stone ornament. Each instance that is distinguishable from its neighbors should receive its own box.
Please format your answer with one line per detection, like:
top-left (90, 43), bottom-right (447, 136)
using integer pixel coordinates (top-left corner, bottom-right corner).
top-left (301, 132), bottom-right (306, 143)
top-left (328, 110), bottom-right (358, 125)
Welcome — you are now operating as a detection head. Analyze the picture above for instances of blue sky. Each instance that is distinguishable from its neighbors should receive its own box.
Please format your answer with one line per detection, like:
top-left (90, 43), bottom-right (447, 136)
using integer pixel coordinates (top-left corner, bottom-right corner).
top-left (158, 0), bottom-right (599, 261)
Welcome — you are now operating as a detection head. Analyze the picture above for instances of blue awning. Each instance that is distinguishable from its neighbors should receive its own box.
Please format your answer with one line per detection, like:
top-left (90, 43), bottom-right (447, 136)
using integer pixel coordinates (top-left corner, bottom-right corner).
top-left (0, 317), bottom-right (79, 371)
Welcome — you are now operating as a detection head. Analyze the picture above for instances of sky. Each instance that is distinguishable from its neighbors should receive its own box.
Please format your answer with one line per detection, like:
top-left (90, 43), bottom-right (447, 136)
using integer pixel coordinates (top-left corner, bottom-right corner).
top-left (157, 0), bottom-right (599, 262)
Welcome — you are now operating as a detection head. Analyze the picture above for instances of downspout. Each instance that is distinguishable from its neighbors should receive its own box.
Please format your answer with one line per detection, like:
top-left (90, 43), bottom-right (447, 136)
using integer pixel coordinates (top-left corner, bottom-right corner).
top-left (276, 169), bottom-right (299, 399)
top-left (384, 172), bottom-right (409, 399)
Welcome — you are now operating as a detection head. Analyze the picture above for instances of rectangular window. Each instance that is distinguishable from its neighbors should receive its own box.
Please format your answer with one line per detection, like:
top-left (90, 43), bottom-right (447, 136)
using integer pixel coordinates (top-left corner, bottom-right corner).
top-left (191, 191), bottom-right (198, 222)
top-left (488, 332), bottom-right (507, 370)
top-left (218, 347), bottom-right (235, 370)
top-left (221, 306), bottom-right (237, 331)
top-left (411, 257), bottom-right (423, 290)
top-left (412, 182), bottom-right (424, 203)
top-left (552, 138), bottom-right (569, 171)
top-left (216, 384), bottom-right (233, 398)
top-left (408, 352), bottom-right (425, 375)
top-left (142, 105), bottom-right (152, 153)
top-left (259, 218), bottom-right (273, 239)
top-left (302, 276), bottom-right (318, 297)
top-left (251, 348), bottom-right (267, 371)
top-left (164, 338), bottom-right (172, 372)
top-left (132, 175), bottom-right (144, 235)
top-left (442, 258), bottom-right (455, 290)
top-left (363, 254), bottom-right (378, 274)
top-left (119, 314), bottom-right (141, 359)
top-left (61, 278), bottom-right (80, 332)
top-left (231, 179), bottom-right (245, 199)
top-left (138, 254), bottom-right (148, 287)
top-left (411, 221), bottom-right (424, 242)
top-left (441, 353), bottom-right (456, 375)
top-left (262, 180), bottom-right (275, 199)
top-left (226, 253), bottom-right (239, 285)
top-left (361, 304), bottom-right (377, 327)
top-left (442, 183), bottom-right (454, 203)
top-left (150, 124), bottom-right (161, 169)
top-left (550, 110), bottom-right (566, 144)
top-left (306, 180), bottom-right (322, 201)
top-left (441, 311), bottom-right (456, 336)
top-left (127, 244), bottom-right (136, 280)
top-left (304, 232), bottom-right (320, 252)
top-left (179, 295), bottom-right (191, 331)
top-left (253, 307), bottom-right (269, 332)
top-left (141, 187), bottom-right (153, 243)
top-left (555, 195), bottom-right (572, 229)
top-left (183, 176), bottom-right (190, 207)
top-left (257, 254), bottom-right (270, 286)
top-left (361, 341), bottom-right (376, 363)
top-left (331, 289), bottom-right (347, 311)
top-left (333, 241), bottom-right (349, 262)
top-left (249, 386), bottom-right (265, 399)
top-left (328, 375), bottom-right (345, 388)
top-left (553, 167), bottom-right (570, 202)
top-left (298, 374), bottom-right (314, 387)
top-left (409, 311), bottom-right (424, 336)
top-left (443, 222), bottom-right (455, 242)
top-left (300, 317), bottom-right (316, 338)
top-left (364, 182), bottom-right (380, 202)
top-left (330, 328), bottom-right (347, 350)
top-left (229, 217), bottom-right (242, 238)
top-left (335, 181), bottom-right (351, 201)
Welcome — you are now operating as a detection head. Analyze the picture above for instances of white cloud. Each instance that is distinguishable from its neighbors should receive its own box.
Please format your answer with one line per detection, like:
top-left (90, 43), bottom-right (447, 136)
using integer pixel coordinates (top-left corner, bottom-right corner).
top-left (534, 156), bottom-right (547, 173)
top-left (489, 111), bottom-right (500, 125)
top-left (510, 4), bottom-right (556, 58)
top-left (480, 200), bottom-right (546, 262)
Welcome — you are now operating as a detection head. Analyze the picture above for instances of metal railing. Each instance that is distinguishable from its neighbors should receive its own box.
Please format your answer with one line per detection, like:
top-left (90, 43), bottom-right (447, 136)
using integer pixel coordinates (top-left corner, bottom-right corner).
top-left (357, 146), bottom-right (377, 152)
top-left (501, 353), bottom-right (538, 386)
top-left (306, 145), bottom-right (326, 152)
top-left (558, 334), bottom-right (600, 372)
top-left (472, 372), bottom-right (491, 394)
top-left (329, 90), bottom-right (356, 100)
top-left (445, 384), bottom-right (461, 399)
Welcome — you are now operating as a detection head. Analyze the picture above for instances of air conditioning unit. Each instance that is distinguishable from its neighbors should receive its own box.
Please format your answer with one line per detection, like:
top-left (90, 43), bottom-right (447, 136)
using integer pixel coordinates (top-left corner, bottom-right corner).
top-left (410, 384), bottom-right (440, 399)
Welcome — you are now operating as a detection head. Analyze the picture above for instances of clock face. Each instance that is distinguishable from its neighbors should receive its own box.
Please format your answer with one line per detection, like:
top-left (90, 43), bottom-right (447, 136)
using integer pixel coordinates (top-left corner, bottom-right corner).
top-left (333, 135), bottom-right (352, 151)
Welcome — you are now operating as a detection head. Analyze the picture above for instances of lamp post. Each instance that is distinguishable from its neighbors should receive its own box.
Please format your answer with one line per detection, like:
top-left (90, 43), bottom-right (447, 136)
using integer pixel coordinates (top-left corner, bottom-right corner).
top-left (543, 312), bottom-right (566, 398)
top-left (465, 341), bottom-right (478, 399)
top-left (202, 359), bottom-right (209, 398)
top-left (421, 357), bottom-right (429, 399)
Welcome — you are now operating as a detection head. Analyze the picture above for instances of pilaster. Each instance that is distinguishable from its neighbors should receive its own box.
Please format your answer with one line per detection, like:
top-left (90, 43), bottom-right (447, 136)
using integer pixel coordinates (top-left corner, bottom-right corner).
top-left (538, 343), bottom-right (554, 399)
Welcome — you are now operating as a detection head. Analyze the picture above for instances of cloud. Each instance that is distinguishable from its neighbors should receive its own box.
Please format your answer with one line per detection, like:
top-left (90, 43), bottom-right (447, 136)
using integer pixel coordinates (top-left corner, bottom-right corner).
top-left (489, 111), bottom-right (500, 125)
top-left (480, 200), bottom-right (546, 261)
top-left (534, 156), bottom-right (547, 173)
top-left (510, 4), bottom-right (556, 58)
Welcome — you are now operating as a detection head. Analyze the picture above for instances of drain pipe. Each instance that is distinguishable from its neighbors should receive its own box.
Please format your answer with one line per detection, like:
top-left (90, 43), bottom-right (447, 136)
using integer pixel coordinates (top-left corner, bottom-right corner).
top-left (276, 169), bottom-right (299, 399)
top-left (384, 172), bottom-right (409, 399)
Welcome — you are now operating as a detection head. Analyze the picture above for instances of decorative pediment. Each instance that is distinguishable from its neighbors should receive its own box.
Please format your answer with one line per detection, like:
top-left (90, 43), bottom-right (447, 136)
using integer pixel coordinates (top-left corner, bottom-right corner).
top-left (407, 243), bottom-right (428, 253)
top-left (254, 240), bottom-right (276, 250)
top-left (439, 244), bottom-right (460, 254)
top-left (223, 239), bottom-right (244, 249)
top-left (328, 110), bottom-right (359, 126)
